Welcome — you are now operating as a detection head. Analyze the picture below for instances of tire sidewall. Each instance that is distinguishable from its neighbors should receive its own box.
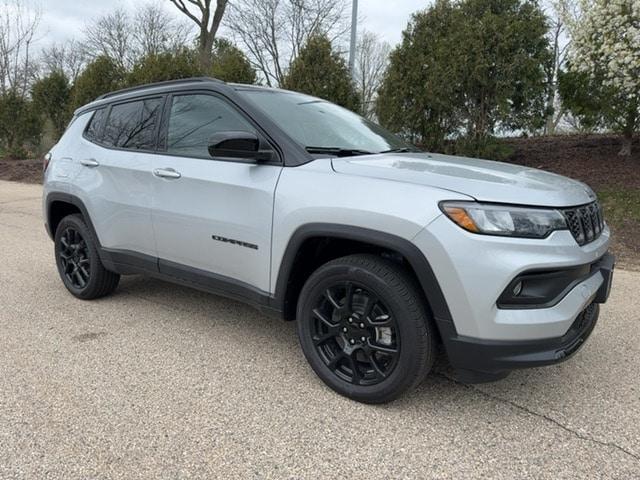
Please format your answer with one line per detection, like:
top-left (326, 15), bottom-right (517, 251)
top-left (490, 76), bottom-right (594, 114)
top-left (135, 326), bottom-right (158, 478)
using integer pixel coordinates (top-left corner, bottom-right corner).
top-left (297, 261), bottom-right (428, 403)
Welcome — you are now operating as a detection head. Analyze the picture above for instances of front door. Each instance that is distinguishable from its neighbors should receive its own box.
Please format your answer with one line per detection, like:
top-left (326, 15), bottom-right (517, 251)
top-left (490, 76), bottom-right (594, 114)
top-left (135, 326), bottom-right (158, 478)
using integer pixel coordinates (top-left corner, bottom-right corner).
top-left (150, 92), bottom-right (282, 294)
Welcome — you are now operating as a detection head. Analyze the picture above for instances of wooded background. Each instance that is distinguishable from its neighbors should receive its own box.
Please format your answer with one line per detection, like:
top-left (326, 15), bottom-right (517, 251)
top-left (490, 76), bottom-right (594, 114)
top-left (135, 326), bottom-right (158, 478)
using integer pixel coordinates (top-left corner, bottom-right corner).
top-left (0, 0), bottom-right (637, 160)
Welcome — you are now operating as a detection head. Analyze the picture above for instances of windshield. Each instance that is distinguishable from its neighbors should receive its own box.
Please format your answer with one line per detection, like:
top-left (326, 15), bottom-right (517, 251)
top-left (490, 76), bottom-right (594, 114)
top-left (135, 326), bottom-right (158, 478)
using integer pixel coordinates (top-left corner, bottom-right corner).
top-left (237, 89), bottom-right (418, 155)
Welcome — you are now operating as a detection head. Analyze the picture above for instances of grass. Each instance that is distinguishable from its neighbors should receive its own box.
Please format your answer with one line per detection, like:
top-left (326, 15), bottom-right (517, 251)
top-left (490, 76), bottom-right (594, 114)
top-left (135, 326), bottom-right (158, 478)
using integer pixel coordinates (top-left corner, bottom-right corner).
top-left (596, 188), bottom-right (640, 270)
top-left (597, 188), bottom-right (640, 225)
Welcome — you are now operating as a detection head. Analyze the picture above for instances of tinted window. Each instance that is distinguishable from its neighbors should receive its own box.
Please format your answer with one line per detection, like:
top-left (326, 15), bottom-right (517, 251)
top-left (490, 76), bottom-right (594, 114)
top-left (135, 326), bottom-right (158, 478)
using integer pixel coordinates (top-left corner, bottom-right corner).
top-left (103, 98), bottom-right (163, 150)
top-left (166, 94), bottom-right (256, 158)
top-left (85, 108), bottom-right (107, 142)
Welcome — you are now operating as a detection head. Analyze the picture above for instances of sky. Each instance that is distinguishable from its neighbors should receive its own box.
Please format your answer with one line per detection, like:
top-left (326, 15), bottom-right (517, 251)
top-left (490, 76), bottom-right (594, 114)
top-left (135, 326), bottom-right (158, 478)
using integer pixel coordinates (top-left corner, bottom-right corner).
top-left (38, 0), bottom-right (424, 49)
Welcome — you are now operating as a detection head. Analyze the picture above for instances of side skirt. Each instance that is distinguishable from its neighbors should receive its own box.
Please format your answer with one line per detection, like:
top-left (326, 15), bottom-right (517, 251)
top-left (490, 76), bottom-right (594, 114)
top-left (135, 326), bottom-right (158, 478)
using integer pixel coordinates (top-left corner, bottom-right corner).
top-left (101, 248), bottom-right (282, 318)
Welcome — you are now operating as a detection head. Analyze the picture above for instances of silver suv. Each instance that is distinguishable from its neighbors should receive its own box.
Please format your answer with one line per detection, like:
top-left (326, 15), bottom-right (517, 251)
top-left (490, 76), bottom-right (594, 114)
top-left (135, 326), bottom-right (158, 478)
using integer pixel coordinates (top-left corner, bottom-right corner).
top-left (43, 77), bottom-right (614, 403)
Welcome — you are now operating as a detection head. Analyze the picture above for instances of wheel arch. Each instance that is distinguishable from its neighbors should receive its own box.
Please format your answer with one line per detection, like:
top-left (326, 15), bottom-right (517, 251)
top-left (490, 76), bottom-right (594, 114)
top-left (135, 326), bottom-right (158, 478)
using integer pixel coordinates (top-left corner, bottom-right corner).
top-left (46, 194), bottom-right (78, 236)
top-left (273, 223), bottom-right (454, 331)
top-left (46, 193), bottom-right (96, 240)
top-left (45, 192), bottom-right (122, 267)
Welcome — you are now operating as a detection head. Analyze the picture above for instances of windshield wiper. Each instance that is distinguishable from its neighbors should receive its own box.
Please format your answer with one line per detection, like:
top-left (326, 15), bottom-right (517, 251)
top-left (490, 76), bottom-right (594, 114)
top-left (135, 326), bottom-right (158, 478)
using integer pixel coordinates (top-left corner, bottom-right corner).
top-left (305, 146), bottom-right (373, 157)
top-left (378, 147), bottom-right (417, 153)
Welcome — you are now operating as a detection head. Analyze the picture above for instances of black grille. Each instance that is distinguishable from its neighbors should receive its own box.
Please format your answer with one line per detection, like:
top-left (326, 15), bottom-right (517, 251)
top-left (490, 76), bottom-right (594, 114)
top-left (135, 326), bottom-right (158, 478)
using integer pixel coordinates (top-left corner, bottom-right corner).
top-left (563, 201), bottom-right (604, 246)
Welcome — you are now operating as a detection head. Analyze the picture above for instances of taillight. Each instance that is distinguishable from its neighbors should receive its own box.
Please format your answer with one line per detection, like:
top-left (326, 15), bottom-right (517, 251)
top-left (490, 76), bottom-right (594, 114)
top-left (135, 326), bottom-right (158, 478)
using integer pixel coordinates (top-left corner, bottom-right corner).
top-left (43, 152), bottom-right (52, 172)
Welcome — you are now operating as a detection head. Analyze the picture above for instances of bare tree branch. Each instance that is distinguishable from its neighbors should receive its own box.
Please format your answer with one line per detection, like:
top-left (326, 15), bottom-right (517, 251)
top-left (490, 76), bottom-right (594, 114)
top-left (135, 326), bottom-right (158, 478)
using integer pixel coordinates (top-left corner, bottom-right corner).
top-left (0, 0), bottom-right (41, 97)
top-left (542, 0), bottom-right (574, 134)
top-left (227, 0), bottom-right (349, 86)
top-left (354, 30), bottom-right (390, 119)
top-left (169, 0), bottom-right (203, 27)
top-left (133, 4), bottom-right (194, 58)
top-left (167, 0), bottom-right (228, 69)
top-left (82, 4), bottom-right (196, 70)
top-left (40, 39), bottom-right (88, 83)
top-left (83, 8), bottom-right (133, 69)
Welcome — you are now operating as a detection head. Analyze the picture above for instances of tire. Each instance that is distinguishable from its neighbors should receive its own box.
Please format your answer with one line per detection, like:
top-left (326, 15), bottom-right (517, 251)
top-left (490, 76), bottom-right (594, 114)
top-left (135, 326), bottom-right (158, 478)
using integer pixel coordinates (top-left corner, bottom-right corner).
top-left (296, 254), bottom-right (436, 404)
top-left (54, 214), bottom-right (120, 300)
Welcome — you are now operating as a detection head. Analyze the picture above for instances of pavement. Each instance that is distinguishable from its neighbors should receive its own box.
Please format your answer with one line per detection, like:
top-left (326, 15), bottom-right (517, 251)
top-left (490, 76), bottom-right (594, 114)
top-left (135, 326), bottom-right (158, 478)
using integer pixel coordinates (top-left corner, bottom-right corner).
top-left (0, 179), bottom-right (639, 479)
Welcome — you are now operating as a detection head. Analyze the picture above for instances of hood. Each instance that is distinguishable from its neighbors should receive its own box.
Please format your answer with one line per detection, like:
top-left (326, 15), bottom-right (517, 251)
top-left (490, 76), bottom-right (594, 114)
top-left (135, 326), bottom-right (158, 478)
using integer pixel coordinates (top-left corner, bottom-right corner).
top-left (331, 152), bottom-right (596, 207)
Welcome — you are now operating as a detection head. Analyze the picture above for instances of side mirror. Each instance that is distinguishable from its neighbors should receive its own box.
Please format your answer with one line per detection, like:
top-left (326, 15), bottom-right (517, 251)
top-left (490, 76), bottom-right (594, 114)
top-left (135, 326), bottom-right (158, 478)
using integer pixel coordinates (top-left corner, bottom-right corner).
top-left (208, 131), bottom-right (271, 162)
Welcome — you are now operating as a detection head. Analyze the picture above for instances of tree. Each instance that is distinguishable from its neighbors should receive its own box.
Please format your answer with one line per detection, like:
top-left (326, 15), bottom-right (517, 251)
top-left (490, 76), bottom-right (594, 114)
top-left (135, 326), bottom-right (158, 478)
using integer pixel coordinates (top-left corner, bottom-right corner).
top-left (354, 31), bottom-right (390, 119)
top-left (83, 8), bottom-right (132, 70)
top-left (562, 0), bottom-right (639, 156)
top-left (133, 3), bottom-right (193, 59)
top-left (167, 0), bottom-right (229, 70)
top-left (83, 4), bottom-right (193, 70)
top-left (41, 40), bottom-right (88, 84)
top-left (282, 35), bottom-right (359, 110)
top-left (0, 90), bottom-right (42, 158)
top-left (376, 1), bottom-right (464, 150)
top-left (32, 71), bottom-right (72, 138)
top-left (376, 0), bottom-right (551, 155)
top-left (127, 49), bottom-right (202, 87)
top-left (0, 0), bottom-right (41, 97)
top-left (558, 68), bottom-right (611, 132)
top-left (541, 0), bottom-right (575, 135)
top-left (227, 0), bottom-right (349, 86)
top-left (456, 0), bottom-right (550, 144)
top-left (70, 56), bottom-right (125, 112)
top-left (210, 38), bottom-right (257, 84)
top-left (127, 40), bottom-right (257, 86)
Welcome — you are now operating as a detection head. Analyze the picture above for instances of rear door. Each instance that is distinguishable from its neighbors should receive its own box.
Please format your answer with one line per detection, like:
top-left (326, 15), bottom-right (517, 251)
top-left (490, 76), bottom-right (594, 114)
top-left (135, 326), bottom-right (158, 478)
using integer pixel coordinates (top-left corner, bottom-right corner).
top-left (150, 91), bottom-right (282, 294)
top-left (73, 97), bottom-right (163, 260)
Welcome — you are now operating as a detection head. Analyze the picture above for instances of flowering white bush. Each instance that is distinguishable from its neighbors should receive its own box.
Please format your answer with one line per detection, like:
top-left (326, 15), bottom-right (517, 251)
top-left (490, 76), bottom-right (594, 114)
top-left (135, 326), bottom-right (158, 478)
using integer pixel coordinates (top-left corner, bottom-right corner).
top-left (565, 0), bottom-right (639, 154)
top-left (569, 0), bottom-right (640, 96)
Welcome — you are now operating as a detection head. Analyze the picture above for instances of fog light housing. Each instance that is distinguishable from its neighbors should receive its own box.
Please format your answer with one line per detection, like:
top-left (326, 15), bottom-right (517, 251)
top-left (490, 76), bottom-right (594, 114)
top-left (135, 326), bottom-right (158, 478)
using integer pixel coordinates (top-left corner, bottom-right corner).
top-left (512, 281), bottom-right (523, 296)
top-left (497, 262), bottom-right (593, 309)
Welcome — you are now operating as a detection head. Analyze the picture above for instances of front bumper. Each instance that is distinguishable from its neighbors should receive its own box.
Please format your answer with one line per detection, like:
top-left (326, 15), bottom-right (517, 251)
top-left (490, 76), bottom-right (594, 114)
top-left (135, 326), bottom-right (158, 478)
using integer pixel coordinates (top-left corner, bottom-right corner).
top-left (443, 302), bottom-right (601, 383)
top-left (444, 252), bottom-right (613, 382)
top-left (413, 214), bottom-right (614, 382)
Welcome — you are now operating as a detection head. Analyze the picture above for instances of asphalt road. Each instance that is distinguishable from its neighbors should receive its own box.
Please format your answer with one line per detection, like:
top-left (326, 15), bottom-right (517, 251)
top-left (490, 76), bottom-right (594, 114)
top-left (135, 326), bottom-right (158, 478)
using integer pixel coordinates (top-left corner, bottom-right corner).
top-left (1, 180), bottom-right (639, 479)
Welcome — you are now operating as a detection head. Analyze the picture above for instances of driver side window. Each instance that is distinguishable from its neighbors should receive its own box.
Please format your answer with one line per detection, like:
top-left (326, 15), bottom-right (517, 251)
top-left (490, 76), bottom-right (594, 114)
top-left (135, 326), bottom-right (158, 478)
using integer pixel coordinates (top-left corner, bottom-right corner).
top-left (165, 94), bottom-right (256, 158)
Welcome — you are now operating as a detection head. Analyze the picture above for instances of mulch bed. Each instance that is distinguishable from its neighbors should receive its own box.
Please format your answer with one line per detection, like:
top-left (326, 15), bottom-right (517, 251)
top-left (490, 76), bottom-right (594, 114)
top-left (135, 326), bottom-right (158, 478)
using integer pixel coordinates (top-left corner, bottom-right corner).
top-left (502, 134), bottom-right (640, 191)
top-left (0, 158), bottom-right (42, 184)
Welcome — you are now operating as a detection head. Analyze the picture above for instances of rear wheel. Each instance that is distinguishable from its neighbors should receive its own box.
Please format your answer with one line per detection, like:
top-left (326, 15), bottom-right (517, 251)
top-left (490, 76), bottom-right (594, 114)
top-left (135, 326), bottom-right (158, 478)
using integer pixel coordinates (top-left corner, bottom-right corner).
top-left (296, 254), bottom-right (436, 403)
top-left (54, 214), bottom-right (120, 299)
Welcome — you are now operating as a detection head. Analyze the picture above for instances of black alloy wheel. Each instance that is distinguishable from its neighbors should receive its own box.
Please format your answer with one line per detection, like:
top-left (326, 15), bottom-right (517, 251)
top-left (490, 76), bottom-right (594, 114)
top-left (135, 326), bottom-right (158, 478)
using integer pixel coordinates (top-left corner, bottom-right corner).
top-left (311, 282), bottom-right (400, 386)
top-left (58, 227), bottom-right (91, 289)
top-left (297, 254), bottom-right (436, 404)
top-left (54, 214), bottom-right (120, 299)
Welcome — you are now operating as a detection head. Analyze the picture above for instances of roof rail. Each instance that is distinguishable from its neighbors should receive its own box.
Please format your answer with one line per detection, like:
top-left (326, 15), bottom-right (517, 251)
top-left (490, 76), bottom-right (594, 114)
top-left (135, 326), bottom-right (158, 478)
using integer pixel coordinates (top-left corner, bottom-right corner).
top-left (95, 77), bottom-right (223, 101)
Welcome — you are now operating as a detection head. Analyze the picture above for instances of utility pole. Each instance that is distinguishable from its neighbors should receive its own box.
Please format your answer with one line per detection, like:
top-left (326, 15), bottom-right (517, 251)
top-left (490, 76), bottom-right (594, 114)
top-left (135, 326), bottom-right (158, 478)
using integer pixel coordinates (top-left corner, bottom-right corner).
top-left (348, 0), bottom-right (358, 80)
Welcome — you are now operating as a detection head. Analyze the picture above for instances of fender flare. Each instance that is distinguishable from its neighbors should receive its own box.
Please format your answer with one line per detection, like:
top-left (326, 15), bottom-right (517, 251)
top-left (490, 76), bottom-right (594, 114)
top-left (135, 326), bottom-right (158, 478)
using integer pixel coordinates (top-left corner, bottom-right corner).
top-left (273, 223), bottom-right (455, 330)
top-left (45, 192), bottom-right (98, 241)
top-left (45, 192), bottom-right (118, 270)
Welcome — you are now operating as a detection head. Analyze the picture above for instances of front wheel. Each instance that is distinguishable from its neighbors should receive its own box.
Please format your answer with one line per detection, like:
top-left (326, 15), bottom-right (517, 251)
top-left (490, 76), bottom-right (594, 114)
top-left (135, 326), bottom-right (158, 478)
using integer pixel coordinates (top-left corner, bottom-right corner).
top-left (296, 254), bottom-right (436, 403)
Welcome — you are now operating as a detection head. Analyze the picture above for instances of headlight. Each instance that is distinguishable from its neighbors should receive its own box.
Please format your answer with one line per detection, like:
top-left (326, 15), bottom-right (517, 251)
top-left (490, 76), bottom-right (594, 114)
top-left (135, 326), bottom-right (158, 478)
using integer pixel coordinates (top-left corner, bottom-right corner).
top-left (440, 201), bottom-right (568, 238)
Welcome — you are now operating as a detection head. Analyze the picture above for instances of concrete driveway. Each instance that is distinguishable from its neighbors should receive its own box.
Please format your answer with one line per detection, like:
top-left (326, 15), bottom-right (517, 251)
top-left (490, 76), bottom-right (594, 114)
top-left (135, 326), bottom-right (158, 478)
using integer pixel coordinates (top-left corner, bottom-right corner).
top-left (1, 180), bottom-right (639, 479)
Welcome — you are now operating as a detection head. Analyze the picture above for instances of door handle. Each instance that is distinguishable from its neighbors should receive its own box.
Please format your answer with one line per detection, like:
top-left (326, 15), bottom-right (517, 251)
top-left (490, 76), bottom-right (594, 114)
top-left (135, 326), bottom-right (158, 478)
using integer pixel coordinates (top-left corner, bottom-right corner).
top-left (153, 168), bottom-right (181, 179)
top-left (80, 158), bottom-right (99, 167)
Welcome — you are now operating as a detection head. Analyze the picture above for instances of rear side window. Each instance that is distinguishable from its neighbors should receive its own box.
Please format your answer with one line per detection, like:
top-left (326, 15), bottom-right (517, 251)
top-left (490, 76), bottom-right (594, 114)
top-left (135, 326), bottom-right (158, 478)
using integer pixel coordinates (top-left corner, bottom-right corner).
top-left (165, 94), bottom-right (256, 158)
top-left (102, 98), bottom-right (163, 150)
top-left (85, 108), bottom-right (106, 142)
